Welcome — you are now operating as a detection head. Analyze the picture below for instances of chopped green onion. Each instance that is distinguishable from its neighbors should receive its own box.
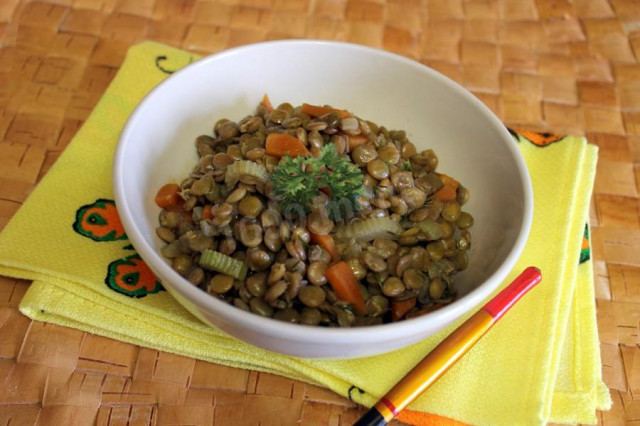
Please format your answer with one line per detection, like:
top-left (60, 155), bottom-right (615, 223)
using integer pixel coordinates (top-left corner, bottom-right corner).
top-left (334, 216), bottom-right (403, 242)
top-left (199, 249), bottom-right (248, 280)
top-left (225, 160), bottom-right (269, 187)
top-left (417, 219), bottom-right (445, 240)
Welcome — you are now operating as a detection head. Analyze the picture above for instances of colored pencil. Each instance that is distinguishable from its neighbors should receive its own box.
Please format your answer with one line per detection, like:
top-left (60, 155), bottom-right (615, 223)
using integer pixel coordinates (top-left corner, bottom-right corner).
top-left (354, 267), bottom-right (542, 426)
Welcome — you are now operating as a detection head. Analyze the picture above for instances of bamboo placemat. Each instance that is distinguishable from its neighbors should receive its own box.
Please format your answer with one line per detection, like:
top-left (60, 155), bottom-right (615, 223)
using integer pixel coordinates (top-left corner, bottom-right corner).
top-left (1, 0), bottom-right (639, 424)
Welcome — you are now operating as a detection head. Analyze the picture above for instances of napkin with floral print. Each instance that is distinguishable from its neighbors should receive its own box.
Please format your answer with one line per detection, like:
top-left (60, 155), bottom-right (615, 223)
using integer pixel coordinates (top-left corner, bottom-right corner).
top-left (0, 42), bottom-right (610, 425)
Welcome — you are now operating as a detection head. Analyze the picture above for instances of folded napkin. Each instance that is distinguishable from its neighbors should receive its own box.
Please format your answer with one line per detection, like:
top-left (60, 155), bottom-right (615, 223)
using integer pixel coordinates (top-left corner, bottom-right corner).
top-left (0, 42), bottom-right (610, 425)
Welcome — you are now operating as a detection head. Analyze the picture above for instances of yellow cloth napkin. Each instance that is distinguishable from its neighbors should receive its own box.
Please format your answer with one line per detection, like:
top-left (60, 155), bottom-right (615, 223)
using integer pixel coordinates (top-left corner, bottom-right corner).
top-left (0, 42), bottom-right (610, 425)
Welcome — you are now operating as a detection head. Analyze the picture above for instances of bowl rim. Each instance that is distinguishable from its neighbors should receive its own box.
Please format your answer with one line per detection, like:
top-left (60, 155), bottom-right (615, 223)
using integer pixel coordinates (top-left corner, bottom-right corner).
top-left (113, 39), bottom-right (534, 344)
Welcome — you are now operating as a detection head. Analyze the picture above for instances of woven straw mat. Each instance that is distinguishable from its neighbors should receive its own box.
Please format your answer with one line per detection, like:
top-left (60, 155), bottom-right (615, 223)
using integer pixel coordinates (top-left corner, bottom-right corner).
top-left (1, 0), bottom-right (640, 425)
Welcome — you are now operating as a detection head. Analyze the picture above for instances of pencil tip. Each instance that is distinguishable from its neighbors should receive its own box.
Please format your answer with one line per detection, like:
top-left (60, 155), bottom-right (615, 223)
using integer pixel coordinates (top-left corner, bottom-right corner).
top-left (354, 407), bottom-right (387, 426)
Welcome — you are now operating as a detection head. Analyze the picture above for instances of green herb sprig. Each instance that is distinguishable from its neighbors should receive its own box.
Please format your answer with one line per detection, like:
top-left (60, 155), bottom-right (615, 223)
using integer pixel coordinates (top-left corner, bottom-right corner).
top-left (269, 144), bottom-right (364, 221)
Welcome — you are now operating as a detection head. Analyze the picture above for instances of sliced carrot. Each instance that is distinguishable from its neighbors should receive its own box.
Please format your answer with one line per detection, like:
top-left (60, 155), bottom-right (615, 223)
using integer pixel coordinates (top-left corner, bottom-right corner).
top-left (261, 93), bottom-right (273, 112)
top-left (310, 232), bottom-right (339, 262)
top-left (201, 205), bottom-right (213, 220)
top-left (301, 103), bottom-right (351, 119)
top-left (319, 187), bottom-right (331, 197)
top-left (348, 134), bottom-right (368, 151)
top-left (433, 173), bottom-right (459, 201)
top-left (325, 261), bottom-right (366, 315)
top-left (265, 133), bottom-right (311, 158)
top-left (391, 297), bottom-right (416, 322)
top-left (155, 183), bottom-right (182, 209)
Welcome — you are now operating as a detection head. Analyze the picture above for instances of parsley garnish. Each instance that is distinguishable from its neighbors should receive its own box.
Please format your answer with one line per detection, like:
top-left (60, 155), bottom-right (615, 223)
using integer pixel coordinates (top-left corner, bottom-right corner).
top-left (269, 144), bottom-right (364, 221)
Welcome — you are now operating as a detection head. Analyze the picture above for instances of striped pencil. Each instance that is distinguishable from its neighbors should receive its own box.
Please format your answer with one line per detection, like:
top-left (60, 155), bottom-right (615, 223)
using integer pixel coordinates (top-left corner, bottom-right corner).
top-left (355, 267), bottom-right (542, 426)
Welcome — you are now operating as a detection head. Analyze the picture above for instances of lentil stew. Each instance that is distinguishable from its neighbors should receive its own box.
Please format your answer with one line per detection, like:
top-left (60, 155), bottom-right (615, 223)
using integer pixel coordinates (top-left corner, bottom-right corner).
top-left (155, 98), bottom-right (473, 327)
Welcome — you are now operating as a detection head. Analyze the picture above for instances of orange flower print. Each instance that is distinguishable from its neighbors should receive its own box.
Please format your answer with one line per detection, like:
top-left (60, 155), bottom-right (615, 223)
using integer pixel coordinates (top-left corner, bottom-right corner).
top-left (106, 254), bottom-right (163, 298)
top-left (73, 199), bottom-right (164, 298)
top-left (73, 199), bottom-right (126, 241)
top-left (508, 128), bottom-right (566, 147)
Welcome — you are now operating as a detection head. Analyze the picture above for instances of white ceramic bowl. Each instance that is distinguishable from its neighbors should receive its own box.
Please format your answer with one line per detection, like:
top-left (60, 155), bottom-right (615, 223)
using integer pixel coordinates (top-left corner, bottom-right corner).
top-left (114, 40), bottom-right (533, 359)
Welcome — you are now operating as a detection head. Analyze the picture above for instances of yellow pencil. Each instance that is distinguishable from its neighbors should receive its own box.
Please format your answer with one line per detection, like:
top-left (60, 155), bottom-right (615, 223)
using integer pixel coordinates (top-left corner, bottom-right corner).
top-left (355, 267), bottom-right (542, 426)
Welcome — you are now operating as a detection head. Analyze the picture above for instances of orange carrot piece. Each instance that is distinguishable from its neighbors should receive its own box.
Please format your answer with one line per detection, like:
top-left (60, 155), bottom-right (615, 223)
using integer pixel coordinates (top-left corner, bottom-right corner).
top-left (155, 183), bottom-right (182, 209)
top-left (201, 205), bottom-right (213, 220)
top-left (348, 134), bottom-right (368, 151)
top-left (433, 185), bottom-right (457, 202)
top-left (265, 133), bottom-right (311, 158)
top-left (391, 297), bottom-right (417, 322)
top-left (325, 261), bottom-right (366, 315)
top-left (310, 232), bottom-right (339, 262)
top-left (261, 93), bottom-right (273, 112)
top-left (319, 187), bottom-right (331, 197)
top-left (433, 173), bottom-right (459, 201)
top-left (301, 103), bottom-right (351, 119)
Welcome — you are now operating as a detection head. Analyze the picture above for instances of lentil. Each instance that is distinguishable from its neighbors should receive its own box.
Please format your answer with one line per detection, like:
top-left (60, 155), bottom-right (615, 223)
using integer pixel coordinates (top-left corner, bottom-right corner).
top-left (298, 286), bottom-right (326, 307)
top-left (307, 261), bottom-right (328, 286)
top-left (209, 274), bottom-right (234, 294)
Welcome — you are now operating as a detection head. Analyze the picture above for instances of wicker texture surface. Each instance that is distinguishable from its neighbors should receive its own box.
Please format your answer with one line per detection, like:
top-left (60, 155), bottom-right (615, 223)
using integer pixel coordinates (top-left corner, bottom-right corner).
top-left (1, 0), bottom-right (639, 424)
